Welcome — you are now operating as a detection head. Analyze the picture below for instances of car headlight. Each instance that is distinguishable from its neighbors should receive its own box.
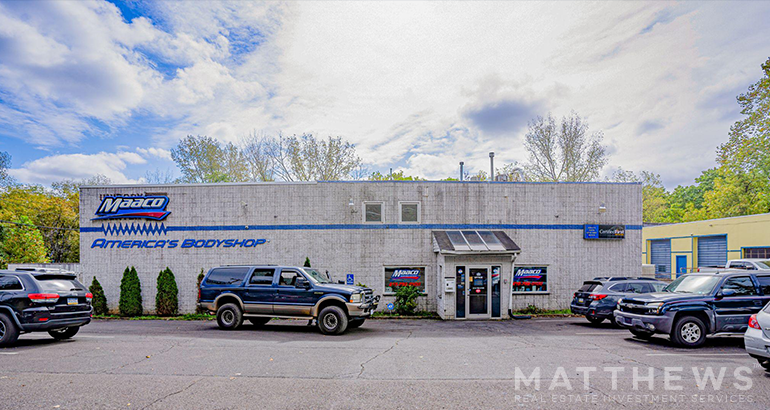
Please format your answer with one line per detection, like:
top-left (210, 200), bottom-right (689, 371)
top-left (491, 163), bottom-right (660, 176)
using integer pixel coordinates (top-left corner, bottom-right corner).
top-left (617, 298), bottom-right (623, 308)
top-left (646, 302), bottom-right (664, 314)
top-left (350, 293), bottom-right (362, 303)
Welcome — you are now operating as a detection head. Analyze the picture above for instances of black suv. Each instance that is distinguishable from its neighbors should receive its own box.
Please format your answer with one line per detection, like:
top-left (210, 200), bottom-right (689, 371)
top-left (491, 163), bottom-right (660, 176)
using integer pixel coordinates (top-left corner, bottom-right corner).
top-left (198, 265), bottom-right (379, 335)
top-left (0, 269), bottom-right (93, 346)
top-left (571, 277), bottom-right (667, 325)
top-left (614, 271), bottom-right (770, 347)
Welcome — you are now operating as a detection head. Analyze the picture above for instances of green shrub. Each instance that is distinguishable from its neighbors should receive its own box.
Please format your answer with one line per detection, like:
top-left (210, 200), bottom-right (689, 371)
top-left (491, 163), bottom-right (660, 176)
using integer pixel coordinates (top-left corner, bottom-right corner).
top-left (89, 277), bottom-right (109, 316)
top-left (196, 268), bottom-right (206, 314)
top-left (119, 266), bottom-right (143, 317)
top-left (155, 267), bottom-right (178, 316)
top-left (394, 285), bottom-right (420, 315)
top-left (303, 257), bottom-right (311, 267)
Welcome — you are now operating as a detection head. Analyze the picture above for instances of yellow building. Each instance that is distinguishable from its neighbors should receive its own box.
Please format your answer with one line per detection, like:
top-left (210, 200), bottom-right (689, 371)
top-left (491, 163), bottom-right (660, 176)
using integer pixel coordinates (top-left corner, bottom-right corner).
top-left (642, 213), bottom-right (770, 278)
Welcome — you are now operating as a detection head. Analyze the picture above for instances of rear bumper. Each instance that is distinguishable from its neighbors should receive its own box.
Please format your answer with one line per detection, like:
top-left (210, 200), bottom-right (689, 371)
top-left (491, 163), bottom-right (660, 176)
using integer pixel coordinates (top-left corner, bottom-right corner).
top-left (744, 327), bottom-right (770, 360)
top-left (198, 302), bottom-right (215, 313)
top-left (614, 310), bottom-right (675, 335)
top-left (21, 316), bottom-right (91, 332)
top-left (347, 296), bottom-right (380, 318)
top-left (19, 306), bottom-right (92, 332)
top-left (570, 303), bottom-right (614, 319)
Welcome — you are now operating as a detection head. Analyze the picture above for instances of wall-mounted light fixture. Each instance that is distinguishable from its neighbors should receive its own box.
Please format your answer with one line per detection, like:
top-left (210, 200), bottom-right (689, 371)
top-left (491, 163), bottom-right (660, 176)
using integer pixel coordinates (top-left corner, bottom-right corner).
top-left (598, 203), bottom-right (607, 213)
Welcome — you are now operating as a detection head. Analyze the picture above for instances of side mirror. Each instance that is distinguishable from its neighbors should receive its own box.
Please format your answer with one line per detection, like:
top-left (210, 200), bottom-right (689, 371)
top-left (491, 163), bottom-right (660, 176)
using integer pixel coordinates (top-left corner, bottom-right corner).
top-left (295, 278), bottom-right (311, 289)
top-left (720, 289), bottom-right (736, 297)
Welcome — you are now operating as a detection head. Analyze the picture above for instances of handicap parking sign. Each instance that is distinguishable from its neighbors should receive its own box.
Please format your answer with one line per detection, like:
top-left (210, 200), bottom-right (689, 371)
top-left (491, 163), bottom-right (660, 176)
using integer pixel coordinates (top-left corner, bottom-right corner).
top-left (346, 274), bottom-right (354, 285)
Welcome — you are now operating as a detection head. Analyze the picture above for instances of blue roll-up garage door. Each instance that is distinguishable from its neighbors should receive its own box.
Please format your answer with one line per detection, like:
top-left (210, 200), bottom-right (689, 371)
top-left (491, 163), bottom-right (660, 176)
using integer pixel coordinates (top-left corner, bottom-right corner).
top-left (650, 239), bottom-right (671, 277)
top-left (698, 236), bottom-right (727, 268)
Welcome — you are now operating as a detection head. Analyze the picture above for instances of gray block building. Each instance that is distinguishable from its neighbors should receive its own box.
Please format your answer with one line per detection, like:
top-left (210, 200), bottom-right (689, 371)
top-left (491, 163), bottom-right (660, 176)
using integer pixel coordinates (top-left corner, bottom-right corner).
top-left (79, 181), bottom-right (642, 319)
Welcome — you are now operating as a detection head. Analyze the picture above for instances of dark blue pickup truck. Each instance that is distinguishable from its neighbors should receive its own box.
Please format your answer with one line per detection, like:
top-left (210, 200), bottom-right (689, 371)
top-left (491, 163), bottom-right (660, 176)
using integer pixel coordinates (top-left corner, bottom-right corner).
top-left (614, 271), bottom-right (770, 347)
top-left (198, 265), bottom-right (378, 335)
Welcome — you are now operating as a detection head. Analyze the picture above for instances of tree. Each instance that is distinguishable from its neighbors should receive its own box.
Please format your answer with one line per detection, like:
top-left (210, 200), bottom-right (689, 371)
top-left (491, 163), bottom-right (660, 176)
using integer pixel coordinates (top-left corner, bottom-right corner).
top-left (304, 257), bottom-right (311, 267)
top-left (89, 277), bottom-right (109, 316)
top-left (119, 266), bottom-right (143, 317)
top-left (241, 132), bottom-right (275, 182)
top-left (268, 134), bottom-right (362, 181)
top-left (368, 170), bottom-right (424, 181)
top-left (394, 285), bottom-right (420, 315)
top-left (0, 151), bottom-right (13, 187)
top-left (171, 135), bottom-right (248, 183)
top-left (496, 163), bottom-right (528, 182)
top-left (0, 215), bottom-right (49, 265)
top-left (144, 168), bottom-right (176, 184)
top-left (195, 269), bottom-right (206, 314)
top-left (610, 168), bottom-right (667, 223)
top-left (524, 112), bottom-right (608, 182)
top-left (155, 267), bottom-right (178, 316)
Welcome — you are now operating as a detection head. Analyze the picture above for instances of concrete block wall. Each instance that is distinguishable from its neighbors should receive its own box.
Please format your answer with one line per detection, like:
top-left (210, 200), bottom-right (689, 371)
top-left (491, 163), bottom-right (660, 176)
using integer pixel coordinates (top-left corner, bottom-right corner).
top-left (79, 181), bottom-right (641, 314)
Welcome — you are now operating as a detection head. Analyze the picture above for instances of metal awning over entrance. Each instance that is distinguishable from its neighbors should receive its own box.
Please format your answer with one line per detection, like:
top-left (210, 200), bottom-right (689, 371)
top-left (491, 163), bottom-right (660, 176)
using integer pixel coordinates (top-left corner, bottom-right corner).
top-left (432, 230), bottom-right (521, 254)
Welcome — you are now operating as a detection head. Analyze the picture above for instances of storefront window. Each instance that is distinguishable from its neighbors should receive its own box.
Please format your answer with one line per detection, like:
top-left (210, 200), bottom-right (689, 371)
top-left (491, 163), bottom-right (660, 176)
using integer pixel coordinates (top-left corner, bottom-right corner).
top-left (512, 266), bottom-right (548, 293)
top-left (384, 267), bottom-right (425, 294)
top-left (399, 202), bottom-right (420, 223)
top-left (364, 202), bottom-right (382, 222)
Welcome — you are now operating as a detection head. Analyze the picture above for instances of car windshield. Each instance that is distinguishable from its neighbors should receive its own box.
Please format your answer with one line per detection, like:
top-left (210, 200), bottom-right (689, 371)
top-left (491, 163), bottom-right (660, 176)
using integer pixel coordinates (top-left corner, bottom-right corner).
top-left (756, 261), bottom-right (770, 269)
top-left (663, 275), bottom-right (720, 295)
top-left (303, 268), bottom-right (332, 284)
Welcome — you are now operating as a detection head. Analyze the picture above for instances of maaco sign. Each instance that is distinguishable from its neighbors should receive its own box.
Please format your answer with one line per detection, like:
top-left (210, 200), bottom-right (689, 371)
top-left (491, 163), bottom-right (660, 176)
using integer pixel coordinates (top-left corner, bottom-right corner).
top-left (93, 196), bottom-right (171, 221)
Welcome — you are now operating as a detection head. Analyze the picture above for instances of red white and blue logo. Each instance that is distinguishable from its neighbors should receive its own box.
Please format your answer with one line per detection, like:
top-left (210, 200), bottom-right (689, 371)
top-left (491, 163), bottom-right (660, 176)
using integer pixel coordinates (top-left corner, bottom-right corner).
top-left (391, 269), bottom-right (421, 280)
top-left (93, 196), bottom-right (171, 221)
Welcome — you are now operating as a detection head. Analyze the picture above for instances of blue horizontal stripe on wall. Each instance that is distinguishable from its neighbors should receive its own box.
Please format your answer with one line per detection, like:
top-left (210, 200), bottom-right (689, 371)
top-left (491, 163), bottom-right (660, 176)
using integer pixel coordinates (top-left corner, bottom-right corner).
top-left (81, 223), bottom-right (643, 233)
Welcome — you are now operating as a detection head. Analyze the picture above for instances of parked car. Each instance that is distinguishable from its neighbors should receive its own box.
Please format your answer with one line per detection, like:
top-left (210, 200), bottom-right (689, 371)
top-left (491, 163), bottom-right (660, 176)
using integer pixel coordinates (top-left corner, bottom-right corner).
top-left (697, 259), bottom-right (770, 272)
top-left (0, 269), bottom-right (93, 347)
top-left (571, 277), bottom-right (667, 325)
top-left (744, 302), bottom-right (770, 372)
top-left (198, 265), bottom-right (379, 335)
top-left (614, 271), bottom-right (770, 347)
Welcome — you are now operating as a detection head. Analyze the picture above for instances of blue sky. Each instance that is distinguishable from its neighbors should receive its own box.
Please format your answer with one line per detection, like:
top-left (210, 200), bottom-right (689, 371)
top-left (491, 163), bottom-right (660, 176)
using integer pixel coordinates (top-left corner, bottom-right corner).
top-left (0, 1), bottom-right (769, 187)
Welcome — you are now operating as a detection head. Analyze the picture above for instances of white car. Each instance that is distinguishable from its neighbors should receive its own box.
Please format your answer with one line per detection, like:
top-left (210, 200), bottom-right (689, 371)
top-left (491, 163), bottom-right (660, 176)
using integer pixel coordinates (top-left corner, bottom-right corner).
top-left (744, 302), bottom-right (770, 372)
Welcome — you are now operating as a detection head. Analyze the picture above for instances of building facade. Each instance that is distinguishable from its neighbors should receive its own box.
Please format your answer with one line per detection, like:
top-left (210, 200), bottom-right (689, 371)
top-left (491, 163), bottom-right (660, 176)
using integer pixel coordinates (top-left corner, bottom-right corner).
top-left (642, 213), bottom-right (770, 278)
top-left (79, 181), bottom-right (642, 319)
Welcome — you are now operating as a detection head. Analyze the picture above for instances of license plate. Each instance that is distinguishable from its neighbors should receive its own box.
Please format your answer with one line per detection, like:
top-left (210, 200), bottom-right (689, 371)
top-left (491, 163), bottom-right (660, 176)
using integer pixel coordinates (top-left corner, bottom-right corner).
top-left (68, 298), bottom-right (78, 305)
top-left (577, 298), bottom-right (584, 303)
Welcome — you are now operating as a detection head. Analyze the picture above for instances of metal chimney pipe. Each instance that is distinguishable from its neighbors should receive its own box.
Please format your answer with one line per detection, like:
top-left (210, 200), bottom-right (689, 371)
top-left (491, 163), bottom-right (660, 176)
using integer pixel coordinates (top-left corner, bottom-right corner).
top-left (489, 152), bottom-right (495, 181)
top-left (459, 162), bottom-right (464, 181)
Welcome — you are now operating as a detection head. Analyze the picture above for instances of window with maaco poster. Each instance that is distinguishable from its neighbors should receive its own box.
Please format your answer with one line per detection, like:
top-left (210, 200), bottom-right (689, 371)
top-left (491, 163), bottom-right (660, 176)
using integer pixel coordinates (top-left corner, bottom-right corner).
top-left (512, 266), bottom-right (548, 293)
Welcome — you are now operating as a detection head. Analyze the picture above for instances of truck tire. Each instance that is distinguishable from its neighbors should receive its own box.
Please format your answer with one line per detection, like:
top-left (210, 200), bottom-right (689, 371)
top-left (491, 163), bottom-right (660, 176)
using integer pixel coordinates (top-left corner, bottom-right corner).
top-left (348, 318), bottom-right (366, 329)
top-left (317, 306), bottom-right (348, 335)
top-left (671, 315), bottom-right (707, 348)
top-left (216, 303), bottom-right (243, 330)
top-left (758, 359), bottom-right (770, 372)
top-left (48, 326), bottom-right (80, 340)
top-left (248, 318), bottom-right (270, 327)
top-left (630, 329), bottom-right (653, 340)
top-left (0, 312), bottom-right (20, 347)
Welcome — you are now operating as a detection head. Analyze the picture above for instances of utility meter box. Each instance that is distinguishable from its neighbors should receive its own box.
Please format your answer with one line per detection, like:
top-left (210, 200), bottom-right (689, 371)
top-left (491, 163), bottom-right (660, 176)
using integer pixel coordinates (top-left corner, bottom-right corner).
top-left (444, 278), bottom-right (456, 293)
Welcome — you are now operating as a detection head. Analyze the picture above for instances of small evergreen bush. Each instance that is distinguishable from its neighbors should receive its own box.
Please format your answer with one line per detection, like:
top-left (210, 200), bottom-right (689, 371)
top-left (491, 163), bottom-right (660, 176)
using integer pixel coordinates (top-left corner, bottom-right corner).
top-left (155, 267), bottom-right (179, 316)
top-left (303, 257), bottom-right (311, 267)
top-left (196, 268), bottom-right (206, 314)
top-left (89, 277), bottom-right (109, 316)
top-left (119, 266), bottom-right (143, 317)
top-left (394, 285), bottom-right (421, 315)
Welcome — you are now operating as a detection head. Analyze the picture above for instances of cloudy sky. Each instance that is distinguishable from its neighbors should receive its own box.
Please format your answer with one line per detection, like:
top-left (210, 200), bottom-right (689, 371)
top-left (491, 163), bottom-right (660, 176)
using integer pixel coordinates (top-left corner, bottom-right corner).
top-left (1, 1), bottom-right (769, 188)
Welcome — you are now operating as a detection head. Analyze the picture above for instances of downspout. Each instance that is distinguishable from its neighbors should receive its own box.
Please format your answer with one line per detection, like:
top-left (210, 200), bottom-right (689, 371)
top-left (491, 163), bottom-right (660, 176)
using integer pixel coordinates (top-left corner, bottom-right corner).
top-left (508, 253), bottom-right (518, 318)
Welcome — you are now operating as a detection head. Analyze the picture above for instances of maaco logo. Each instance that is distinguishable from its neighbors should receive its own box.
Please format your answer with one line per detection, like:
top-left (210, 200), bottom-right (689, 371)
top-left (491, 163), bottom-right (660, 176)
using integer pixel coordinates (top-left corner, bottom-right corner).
top-left (391, 269), bottom-right (420, 280)
top-left (93, 196), bottom-right (171, 221)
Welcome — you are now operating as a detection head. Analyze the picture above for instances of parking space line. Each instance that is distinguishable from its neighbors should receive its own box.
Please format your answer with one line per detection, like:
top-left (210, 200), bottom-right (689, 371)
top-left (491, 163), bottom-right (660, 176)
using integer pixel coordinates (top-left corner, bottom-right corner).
top-left (76, 335), bottom-right (115, 339)
top-left (645, 353), bottom-right (747, 357)
top-left (575, 332), bottom-right (619, 336)
top-left (0, 352), bottom-right (19, 355)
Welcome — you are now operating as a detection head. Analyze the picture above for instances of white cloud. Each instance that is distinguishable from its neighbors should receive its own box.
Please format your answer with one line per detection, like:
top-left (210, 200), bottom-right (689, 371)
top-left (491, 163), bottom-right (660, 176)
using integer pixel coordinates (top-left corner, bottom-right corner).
top-left (9, 152), bottom-right (146, 185)
top-left (2, 1), bottom-right (770, 187)
top-left (136, 147), bottom-right (172, 160)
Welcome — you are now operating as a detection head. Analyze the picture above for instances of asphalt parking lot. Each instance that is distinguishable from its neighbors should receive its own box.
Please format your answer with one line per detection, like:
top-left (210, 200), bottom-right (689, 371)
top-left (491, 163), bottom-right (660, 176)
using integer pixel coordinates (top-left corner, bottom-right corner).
top-left (0, 317), bottom-right (768, 410)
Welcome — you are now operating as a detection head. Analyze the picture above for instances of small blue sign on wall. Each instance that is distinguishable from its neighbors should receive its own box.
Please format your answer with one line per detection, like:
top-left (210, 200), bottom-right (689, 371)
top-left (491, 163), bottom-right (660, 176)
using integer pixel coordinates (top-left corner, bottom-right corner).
top-left (584, 224), bottom-right (599, 239)
top-left (387, 303), bottom-right (394, 310)
top-left (346, 274), bottom-right (354, 285)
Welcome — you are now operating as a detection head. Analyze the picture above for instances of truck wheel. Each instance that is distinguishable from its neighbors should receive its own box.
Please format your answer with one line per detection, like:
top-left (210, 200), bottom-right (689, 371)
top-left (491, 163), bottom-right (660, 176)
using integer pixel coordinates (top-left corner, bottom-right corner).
top-left (758, 359), bottom-right (770, 372)
top-left (0, 313), bottom-right (20, 347)
top-left (248, 318), bottom-right (270, 327)
top-left (216, 303), bottom-right (243, 330)
top-left (348, 318), bottom-right (366, 329)
top-left (586, 316), bottom-right (604, 325)
top-left (671, 316), bottom-right (707, 348)
top-left (48, 326), bottom-right (80, 340)
top-left (317, 306), bottom-right (348, 335)
top-left (630, 330), bottom-right (653, 340)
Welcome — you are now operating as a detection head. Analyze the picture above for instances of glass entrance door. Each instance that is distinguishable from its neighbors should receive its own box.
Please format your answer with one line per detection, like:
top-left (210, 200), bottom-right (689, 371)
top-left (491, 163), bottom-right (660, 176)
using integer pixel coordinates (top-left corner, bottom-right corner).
top-left (466, 267), bottom-right (489, 317)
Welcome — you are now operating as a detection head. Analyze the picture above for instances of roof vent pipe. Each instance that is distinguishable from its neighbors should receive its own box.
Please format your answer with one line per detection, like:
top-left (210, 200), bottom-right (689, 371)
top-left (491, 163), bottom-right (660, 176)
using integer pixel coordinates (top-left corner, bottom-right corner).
top-left (459, 162), bottom-right (464, 181)
top-left (489, 152), bottom-right (495, 182)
